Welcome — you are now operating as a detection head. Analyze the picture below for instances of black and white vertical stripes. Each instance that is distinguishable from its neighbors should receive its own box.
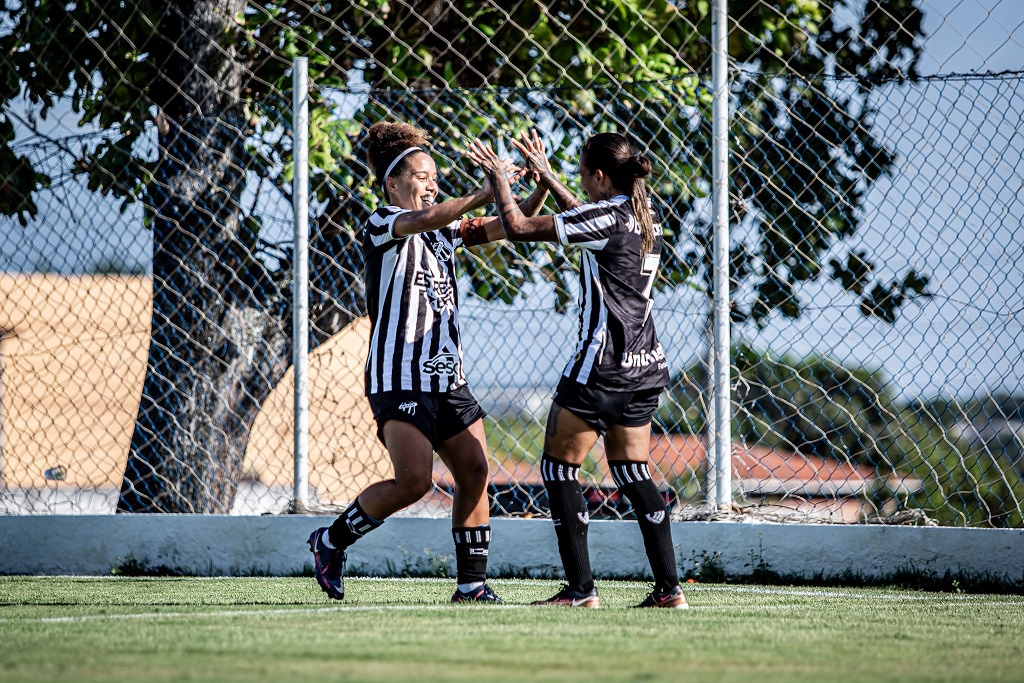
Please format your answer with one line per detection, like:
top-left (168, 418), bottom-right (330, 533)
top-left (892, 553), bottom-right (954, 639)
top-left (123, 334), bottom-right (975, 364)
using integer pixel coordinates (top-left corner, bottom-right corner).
top-left (362, 205), bottom-right (467, 395)
top-left (452, 527), bottom-right (491, 545)
top-left (610, 461), bottom-right (653, 488)
top-left (328, 499), bottom-right (383, 550)
top-left (551, 194), bottom-right (670, 393)
top-left (343, 501), bottom-right (382, 537)
top-left (541, 455), bottom-right (581, 483)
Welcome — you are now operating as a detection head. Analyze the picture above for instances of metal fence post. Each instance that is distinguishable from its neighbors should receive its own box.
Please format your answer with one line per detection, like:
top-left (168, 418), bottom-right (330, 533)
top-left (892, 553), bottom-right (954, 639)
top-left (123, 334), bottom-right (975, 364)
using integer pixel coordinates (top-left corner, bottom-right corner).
top-left (709, 0), bottom-right (733, 511)
top-left (292, 57), bottom-right (310, 511)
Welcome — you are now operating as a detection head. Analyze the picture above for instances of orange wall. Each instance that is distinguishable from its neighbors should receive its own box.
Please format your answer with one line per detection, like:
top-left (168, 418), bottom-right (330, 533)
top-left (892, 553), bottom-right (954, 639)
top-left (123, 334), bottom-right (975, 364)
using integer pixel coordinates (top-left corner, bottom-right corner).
top-left (0, 275), bottom-right (388, 505)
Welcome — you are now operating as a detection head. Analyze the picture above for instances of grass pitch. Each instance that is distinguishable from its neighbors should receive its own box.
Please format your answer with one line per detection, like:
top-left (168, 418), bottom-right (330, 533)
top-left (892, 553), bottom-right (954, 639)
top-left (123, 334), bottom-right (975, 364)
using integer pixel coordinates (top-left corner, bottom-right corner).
top-left (2, 577), bottom-right (1022, 683)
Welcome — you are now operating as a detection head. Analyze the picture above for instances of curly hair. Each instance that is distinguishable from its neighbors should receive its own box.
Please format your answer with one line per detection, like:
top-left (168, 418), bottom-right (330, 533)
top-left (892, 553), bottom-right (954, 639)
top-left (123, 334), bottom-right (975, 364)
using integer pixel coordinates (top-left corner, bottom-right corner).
top-left (365, 121), bottom-right (430, 189)
top-left (581, 132), bottom-right (656, 255)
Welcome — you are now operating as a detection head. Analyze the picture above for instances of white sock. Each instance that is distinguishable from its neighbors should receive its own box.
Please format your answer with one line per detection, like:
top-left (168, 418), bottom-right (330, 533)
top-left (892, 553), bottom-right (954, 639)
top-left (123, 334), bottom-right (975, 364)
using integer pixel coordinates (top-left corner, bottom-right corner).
top-left (458, 581), bottom-right (484, 594)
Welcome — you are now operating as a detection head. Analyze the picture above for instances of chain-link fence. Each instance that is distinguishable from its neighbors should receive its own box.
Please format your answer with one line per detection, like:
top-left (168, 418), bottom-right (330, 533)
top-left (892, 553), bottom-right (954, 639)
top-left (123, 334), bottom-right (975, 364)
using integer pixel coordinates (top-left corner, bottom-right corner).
top-left (1, 1), bottom-right (1021, 526)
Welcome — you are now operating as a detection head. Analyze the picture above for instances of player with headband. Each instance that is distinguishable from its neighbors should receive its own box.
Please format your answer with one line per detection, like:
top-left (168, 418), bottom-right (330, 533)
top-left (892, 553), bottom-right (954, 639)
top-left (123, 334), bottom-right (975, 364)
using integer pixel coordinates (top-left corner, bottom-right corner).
top-left (308, 121), bottom-right (548, 603)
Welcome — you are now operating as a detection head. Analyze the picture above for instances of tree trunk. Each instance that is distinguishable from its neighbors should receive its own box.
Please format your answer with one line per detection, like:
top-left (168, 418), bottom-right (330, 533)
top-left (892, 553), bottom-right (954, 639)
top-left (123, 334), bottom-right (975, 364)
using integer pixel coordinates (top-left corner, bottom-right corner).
top-left (118, 114), bottom-right (290, 512)
top-left (117, 0), bottom-right (361, 512)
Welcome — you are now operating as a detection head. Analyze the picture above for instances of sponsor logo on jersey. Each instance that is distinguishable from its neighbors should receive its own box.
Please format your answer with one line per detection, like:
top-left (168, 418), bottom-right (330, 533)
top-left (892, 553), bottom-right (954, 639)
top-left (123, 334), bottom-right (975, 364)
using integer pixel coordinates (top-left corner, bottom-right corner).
top-left (414, 271), bottom-right (456, 312)
top-left (645, 511), bottom-right (666, 525)
top-left (398, 401), bottom-right (418, 415)
top-left (422, 353), bottom-right (461, 377)
top-left (625, 213), bottom-right (641, 235)
top-left (620, 342), bottom-right (667, 369)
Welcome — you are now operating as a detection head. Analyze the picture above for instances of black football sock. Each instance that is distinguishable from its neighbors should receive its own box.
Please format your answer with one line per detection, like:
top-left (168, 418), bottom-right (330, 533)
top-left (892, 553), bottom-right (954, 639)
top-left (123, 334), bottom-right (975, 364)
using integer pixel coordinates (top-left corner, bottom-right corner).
top-left (609, 460), bottom-right (679, 594)
top-left (452, 525), bottom-right (491, 585)
top-left (327, 498), bottom-right (383, 550)
top-left (542, 453), bottom-right (594, 593)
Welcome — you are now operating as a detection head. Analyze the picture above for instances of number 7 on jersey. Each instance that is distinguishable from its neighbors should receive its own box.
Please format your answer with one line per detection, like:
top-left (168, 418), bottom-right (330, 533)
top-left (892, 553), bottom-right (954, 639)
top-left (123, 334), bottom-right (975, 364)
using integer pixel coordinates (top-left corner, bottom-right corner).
top-left (640, 253), bottom-right (660, 325)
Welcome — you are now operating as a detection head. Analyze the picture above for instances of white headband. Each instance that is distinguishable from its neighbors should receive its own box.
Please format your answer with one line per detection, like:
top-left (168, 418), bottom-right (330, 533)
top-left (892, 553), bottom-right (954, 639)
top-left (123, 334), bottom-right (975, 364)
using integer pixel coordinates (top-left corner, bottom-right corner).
top-left (383, 146), bottom-right (424, 182)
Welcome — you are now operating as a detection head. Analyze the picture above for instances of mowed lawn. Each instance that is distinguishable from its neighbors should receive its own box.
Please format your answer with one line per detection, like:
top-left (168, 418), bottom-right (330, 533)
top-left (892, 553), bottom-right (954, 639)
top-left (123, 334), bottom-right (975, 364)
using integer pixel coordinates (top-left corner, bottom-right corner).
top-left (1, 577), bottom-right (1022, 683)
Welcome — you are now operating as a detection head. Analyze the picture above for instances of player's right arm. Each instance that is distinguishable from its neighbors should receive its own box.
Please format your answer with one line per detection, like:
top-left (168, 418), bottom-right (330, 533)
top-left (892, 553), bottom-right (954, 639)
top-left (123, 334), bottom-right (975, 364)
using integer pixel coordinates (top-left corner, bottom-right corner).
top-left (390, 187), bottom-right (493, 237)
top-left (466, 139), bottom-right (558, 243)
top-left (511, 130), bottom-right (582, 212)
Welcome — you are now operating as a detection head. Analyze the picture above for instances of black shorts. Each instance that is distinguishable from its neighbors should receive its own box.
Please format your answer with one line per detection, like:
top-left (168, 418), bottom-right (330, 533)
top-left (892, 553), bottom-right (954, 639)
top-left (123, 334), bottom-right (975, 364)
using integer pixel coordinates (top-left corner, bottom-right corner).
top-left (367, 385), bottom-right (486, 450)
top-left (552, 375), bottom-right (662, 436)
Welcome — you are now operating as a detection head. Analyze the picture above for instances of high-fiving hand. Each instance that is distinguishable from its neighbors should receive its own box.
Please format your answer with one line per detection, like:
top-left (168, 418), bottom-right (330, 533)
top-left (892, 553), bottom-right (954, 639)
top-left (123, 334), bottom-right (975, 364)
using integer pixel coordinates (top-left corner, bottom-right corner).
top-left (465, 139), bottom-right (509, 179)
top-left (510, 129), bottom-right (552, 183)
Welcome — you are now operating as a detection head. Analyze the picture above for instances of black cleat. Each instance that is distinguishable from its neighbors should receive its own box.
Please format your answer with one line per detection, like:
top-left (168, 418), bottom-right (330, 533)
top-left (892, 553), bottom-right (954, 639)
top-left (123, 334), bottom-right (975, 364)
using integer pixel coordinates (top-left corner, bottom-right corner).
top-left (451, 584), bottom-right (504, 603)
top-left (531, 584), bottom-right (601, 608)
top-left (634, 584), bottom-right (689, 609)
top-left (308, 527), bottom-right (346, 600)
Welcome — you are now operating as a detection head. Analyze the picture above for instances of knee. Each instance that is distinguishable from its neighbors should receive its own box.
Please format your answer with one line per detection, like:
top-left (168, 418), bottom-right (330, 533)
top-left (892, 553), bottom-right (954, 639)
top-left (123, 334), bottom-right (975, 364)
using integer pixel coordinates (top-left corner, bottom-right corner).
top-left (452, 455), bottom-right (489, 494)
top-left (393, 472), bottom-right (433, 505)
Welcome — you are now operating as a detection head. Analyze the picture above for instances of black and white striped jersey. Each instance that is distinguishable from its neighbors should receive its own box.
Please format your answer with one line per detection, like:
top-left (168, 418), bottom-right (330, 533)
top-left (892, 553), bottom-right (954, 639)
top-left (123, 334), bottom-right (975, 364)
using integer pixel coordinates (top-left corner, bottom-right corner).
top-left (362, 205), bottom-right (467, 395)
top-left (554, 194), bottom-right (670, 392)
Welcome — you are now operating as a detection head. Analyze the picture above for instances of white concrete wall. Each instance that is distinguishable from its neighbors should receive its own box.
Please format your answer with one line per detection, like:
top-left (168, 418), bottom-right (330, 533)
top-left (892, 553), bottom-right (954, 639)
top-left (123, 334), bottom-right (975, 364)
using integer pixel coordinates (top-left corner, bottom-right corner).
top-left (1, 516), bottom-right (1022, 584)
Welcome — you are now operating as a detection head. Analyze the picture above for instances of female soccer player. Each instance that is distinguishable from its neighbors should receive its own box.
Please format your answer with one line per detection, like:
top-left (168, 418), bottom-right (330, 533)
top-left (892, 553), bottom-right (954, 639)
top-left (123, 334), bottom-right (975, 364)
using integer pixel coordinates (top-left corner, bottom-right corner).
top-left (308, 121), bottom-right (547, 603)
top-left (467, 131), bottom-right (687, 609)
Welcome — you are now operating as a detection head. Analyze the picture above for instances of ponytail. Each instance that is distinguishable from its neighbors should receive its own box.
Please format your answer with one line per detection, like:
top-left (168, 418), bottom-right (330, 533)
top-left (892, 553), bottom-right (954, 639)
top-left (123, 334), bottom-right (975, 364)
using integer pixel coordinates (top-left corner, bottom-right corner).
top-left (627, 154), bottom-right (654, 255)
top-left (633, 177), bottom-right (654, 256)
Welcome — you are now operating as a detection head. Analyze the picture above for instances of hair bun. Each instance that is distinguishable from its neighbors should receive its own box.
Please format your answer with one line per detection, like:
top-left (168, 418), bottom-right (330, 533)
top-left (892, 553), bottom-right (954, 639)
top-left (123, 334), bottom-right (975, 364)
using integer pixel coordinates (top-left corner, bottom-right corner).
top-left (629, 154), bottom-right (652, 178)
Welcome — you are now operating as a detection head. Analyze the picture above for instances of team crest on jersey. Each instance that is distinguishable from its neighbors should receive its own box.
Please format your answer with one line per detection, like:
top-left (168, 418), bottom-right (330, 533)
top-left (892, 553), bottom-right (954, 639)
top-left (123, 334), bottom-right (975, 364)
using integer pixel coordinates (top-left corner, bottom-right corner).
top-left (430, 239), bottom-right (453, 262)
top-left (422, 353), bottom-right (461, 377)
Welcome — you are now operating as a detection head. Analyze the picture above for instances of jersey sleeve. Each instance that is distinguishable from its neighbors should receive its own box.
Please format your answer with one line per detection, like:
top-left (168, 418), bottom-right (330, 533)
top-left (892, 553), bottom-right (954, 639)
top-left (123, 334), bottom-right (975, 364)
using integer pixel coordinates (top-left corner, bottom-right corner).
top-left (440, 219), bottom-right (463, 249)
top-left (553, 201), bottom-right (617, 250)
top-left (365, 206), bottom-right (410, 248)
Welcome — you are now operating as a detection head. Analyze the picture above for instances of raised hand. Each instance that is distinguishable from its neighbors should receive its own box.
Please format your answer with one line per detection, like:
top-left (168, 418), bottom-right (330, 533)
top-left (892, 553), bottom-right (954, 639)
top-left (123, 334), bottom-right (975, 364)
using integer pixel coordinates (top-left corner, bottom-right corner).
top-left (510, 129), bottom-right (552, 182)
top-left (466, 139), bottom-right (524, 194)
top-left (465, 139), bottom-right (506, 178)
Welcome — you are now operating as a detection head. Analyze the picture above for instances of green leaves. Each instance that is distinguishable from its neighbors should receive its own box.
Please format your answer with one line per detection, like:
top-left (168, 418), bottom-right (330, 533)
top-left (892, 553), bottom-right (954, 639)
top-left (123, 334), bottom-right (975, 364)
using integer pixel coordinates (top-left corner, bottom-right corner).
top-left (858, 269), bottom-right (932, 324)
top-left (0, 0), bottom-right (928, 331)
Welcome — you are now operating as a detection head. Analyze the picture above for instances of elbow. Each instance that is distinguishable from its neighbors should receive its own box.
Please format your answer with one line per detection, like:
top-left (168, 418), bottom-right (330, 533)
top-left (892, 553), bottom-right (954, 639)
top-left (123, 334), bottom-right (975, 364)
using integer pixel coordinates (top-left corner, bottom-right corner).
top-left (503, 217), bottom-right (530, 242)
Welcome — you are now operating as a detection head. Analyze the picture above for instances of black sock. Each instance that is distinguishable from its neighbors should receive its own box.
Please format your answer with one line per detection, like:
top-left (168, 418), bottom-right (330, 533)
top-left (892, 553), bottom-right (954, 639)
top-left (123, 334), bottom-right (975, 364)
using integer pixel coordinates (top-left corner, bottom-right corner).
top-left (542, 453), bottom-right (594, 593)
top-left (327, 499), bottom-right (383, 550)
top-left (609, 460), bottom-right (678, 593)
top-left (452, 525), bottom-right (491, 584)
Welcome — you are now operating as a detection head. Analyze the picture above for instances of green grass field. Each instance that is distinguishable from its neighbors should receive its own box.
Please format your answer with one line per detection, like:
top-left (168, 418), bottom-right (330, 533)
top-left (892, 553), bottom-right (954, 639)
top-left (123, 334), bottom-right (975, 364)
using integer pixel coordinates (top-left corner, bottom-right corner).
top-left (2, 577), bottom-right (1022, 683)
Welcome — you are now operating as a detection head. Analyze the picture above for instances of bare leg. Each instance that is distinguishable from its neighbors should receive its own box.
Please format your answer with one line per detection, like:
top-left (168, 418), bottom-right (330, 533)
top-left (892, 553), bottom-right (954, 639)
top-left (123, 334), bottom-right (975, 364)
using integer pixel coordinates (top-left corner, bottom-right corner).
top-left (543, 402), bottom-right (600, 464)
top-left (357, 420), bottom-right (434, 520)
top-left (603, 423), bottom-right (653, 462)
top-left (436, 419), bottom-right (491, 528)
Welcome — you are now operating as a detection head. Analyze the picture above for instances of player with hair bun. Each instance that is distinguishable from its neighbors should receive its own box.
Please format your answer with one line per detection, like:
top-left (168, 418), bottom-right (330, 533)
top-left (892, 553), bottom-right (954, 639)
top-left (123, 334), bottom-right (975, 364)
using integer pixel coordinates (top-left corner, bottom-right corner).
top-left (468, 131), bottom-right (687, 609)
top-left (308, 121), bottom-right (548, 604)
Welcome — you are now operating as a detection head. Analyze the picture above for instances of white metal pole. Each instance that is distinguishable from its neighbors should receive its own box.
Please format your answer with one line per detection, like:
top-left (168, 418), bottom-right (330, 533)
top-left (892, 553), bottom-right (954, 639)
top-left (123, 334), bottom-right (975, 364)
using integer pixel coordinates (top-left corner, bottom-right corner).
top-left (710, 0), bottom-right (732, 511)
top-left (292, 57), bottom-right (310, 511)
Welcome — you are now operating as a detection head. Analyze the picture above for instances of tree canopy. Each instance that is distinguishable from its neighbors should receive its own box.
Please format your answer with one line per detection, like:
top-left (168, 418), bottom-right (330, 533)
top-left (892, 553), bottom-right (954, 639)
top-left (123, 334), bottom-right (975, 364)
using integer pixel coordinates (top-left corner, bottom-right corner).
top-left (0, 0), bottom-right (933, 511)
